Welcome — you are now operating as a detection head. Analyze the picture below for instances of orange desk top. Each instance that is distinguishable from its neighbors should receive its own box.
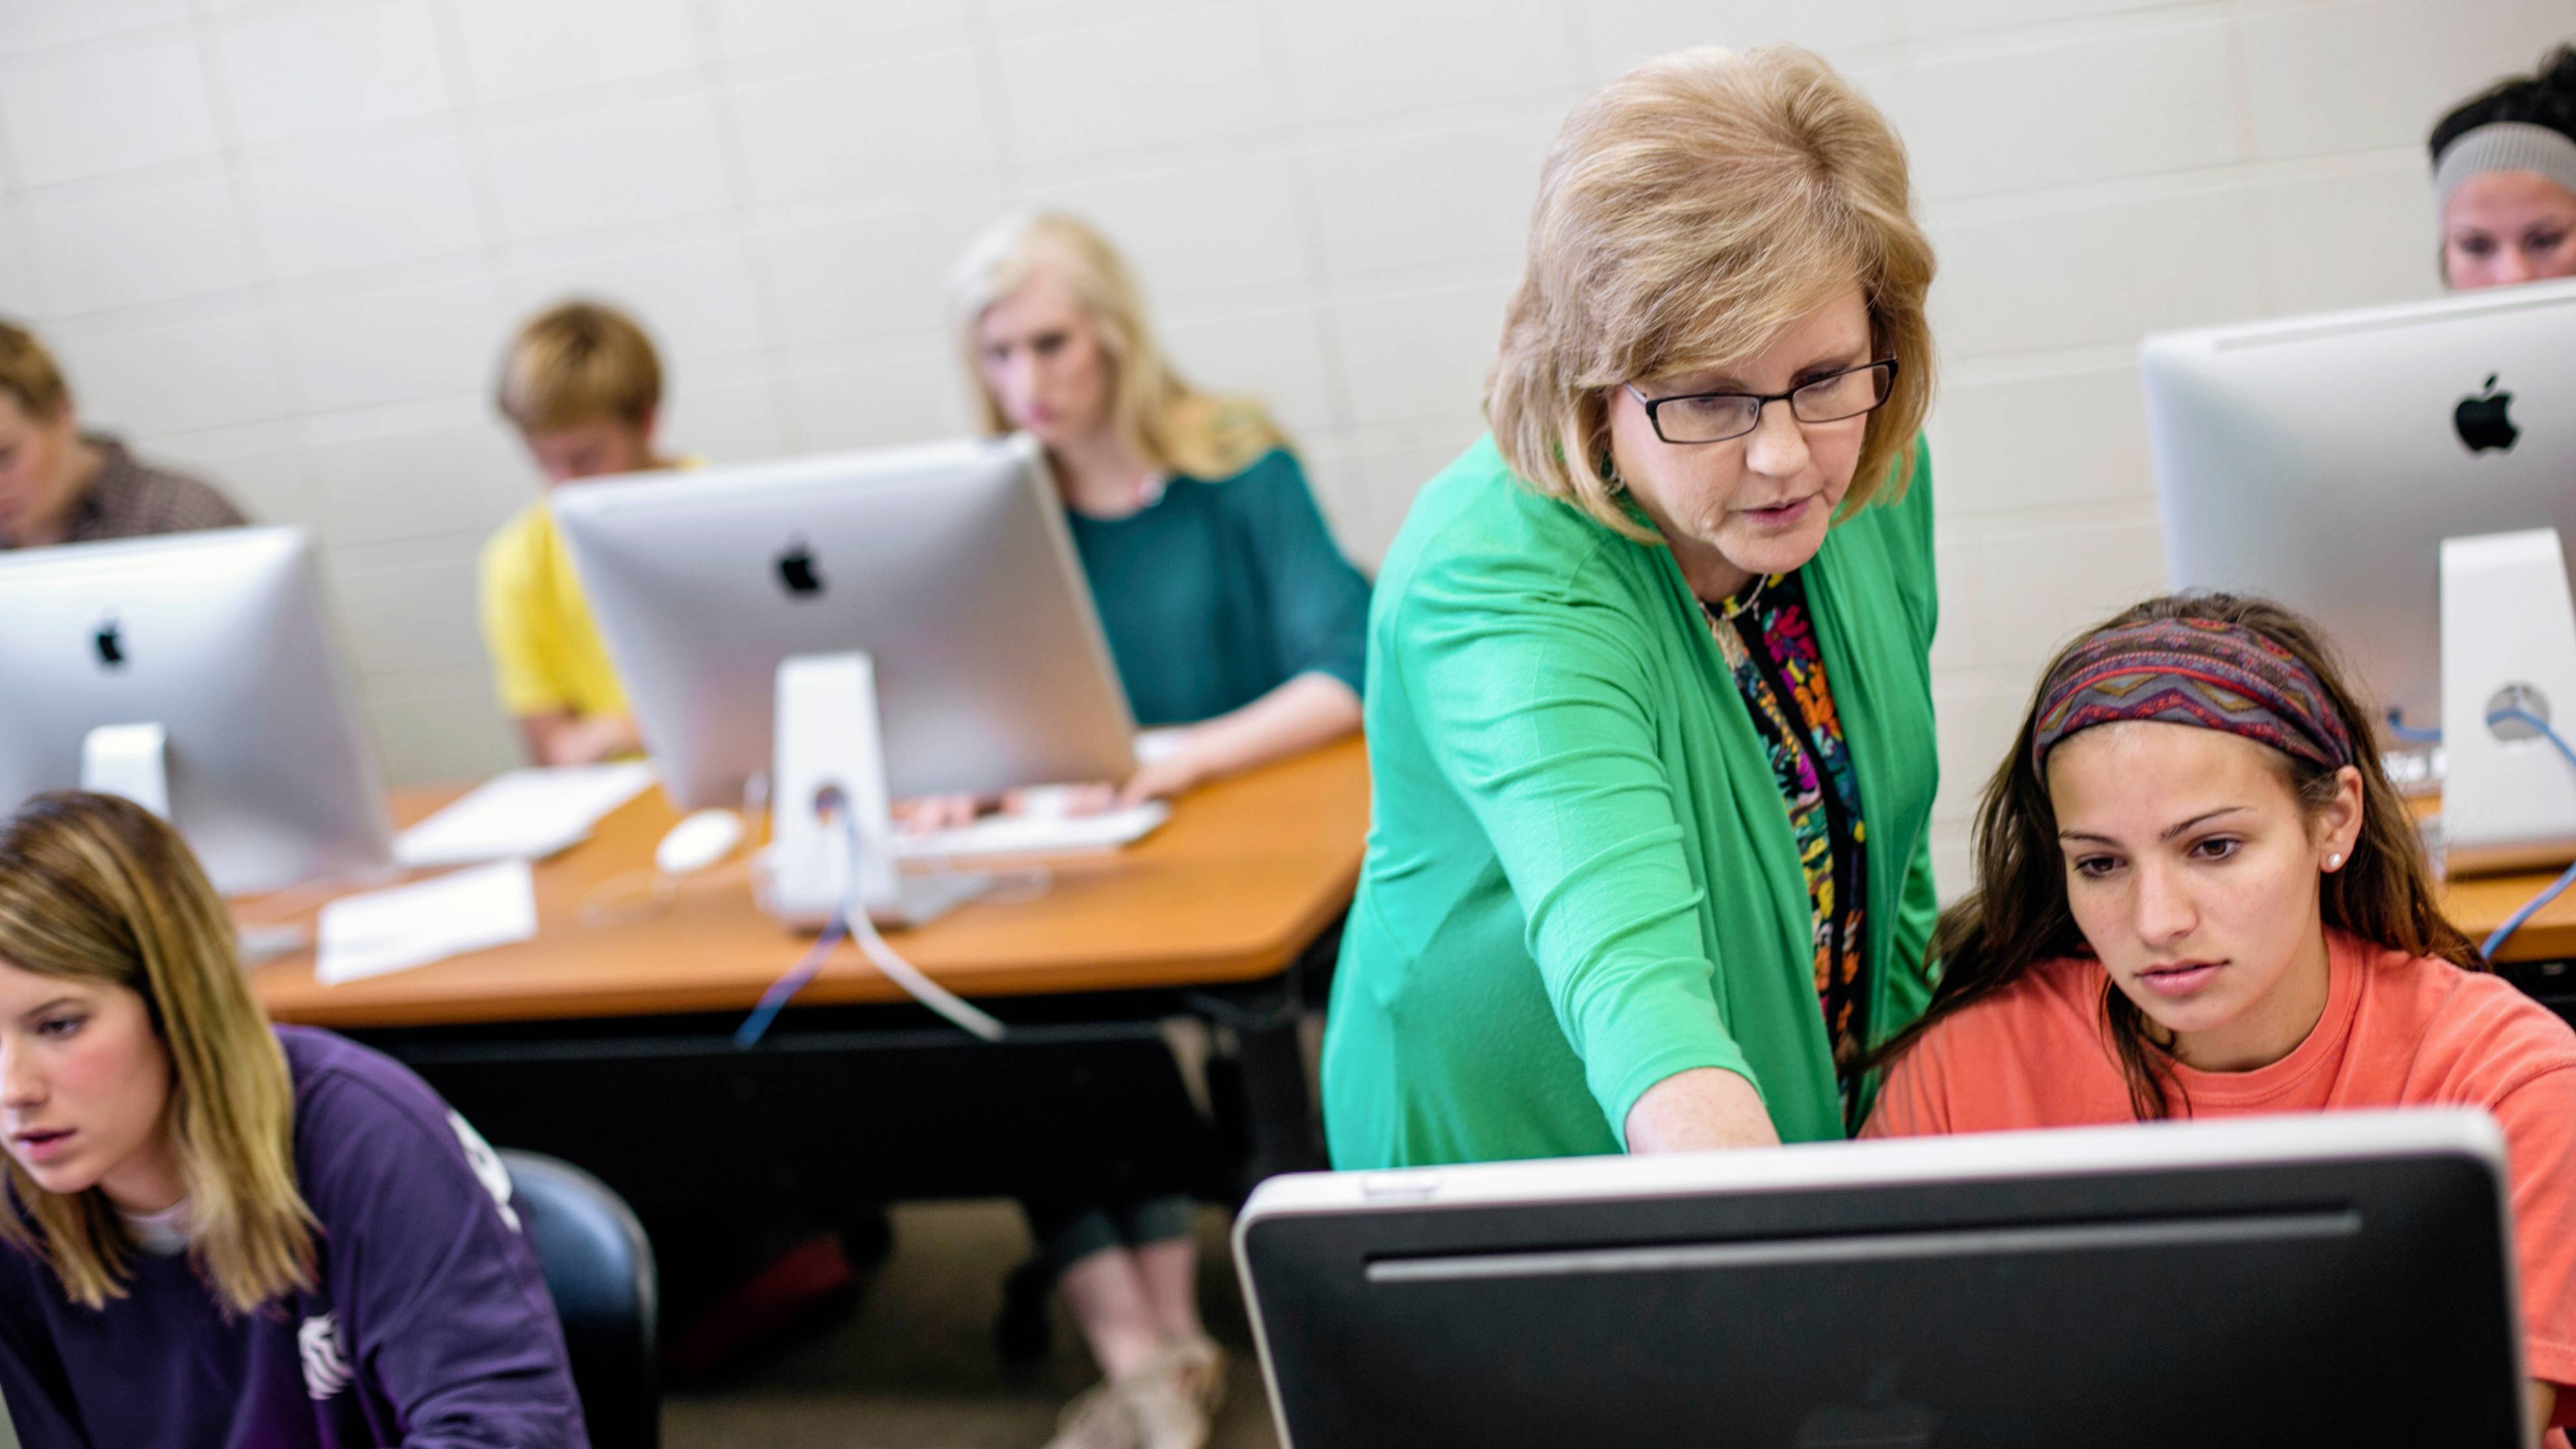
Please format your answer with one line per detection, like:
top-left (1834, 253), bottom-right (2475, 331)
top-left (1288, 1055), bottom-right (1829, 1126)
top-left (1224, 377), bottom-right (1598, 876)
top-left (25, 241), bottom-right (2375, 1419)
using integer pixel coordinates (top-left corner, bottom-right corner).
top-left (2444, 868), bottom-right (2576, 962)
top-left (250, 738), bottom-right (1369, 1031)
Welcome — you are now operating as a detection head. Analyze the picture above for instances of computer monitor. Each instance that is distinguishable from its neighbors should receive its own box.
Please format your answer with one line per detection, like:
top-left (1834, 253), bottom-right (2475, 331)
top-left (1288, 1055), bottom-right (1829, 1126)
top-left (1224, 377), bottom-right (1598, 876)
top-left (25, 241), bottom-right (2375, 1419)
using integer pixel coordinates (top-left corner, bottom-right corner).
top-left (550, 434), bottom-right (1139, 811)
top-left (1237, 1111), bottom-right (2527, 1448)
top-left (0, 527), bottom-right (395, 895)
top-left (2144, 276), bottom-right (2576, 732)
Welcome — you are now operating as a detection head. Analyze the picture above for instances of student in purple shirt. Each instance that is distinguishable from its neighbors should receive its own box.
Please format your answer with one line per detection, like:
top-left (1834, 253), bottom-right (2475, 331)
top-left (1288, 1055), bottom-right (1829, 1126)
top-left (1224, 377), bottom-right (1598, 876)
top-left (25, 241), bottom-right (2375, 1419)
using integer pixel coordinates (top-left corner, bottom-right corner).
top-left (0, 791), bottom-right (587, 1448)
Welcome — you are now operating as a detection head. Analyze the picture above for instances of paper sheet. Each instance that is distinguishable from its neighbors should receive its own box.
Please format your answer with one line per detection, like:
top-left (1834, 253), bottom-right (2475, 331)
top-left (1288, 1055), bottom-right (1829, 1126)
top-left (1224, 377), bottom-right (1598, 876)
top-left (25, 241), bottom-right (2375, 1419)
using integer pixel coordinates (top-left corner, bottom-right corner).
top-left (316, 860), bottom-right (539, 985)
top-left (393, 761), bottom-right (653, 869)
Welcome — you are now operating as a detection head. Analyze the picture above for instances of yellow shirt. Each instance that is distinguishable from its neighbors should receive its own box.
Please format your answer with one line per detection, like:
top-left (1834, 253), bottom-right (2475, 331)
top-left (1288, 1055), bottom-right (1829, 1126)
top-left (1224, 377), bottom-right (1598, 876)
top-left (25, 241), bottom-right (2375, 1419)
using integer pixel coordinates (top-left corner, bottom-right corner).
top-left (477, 497), bottom-right (628, 721)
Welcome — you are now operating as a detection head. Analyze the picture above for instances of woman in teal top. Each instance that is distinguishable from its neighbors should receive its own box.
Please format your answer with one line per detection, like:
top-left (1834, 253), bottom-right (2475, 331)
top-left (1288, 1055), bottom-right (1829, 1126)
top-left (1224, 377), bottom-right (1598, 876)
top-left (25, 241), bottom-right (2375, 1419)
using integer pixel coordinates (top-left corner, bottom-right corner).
top-left (950, 211), bottom-right (1369, 1449)
top-left (1323, 44), bottom-right (1944, 1169)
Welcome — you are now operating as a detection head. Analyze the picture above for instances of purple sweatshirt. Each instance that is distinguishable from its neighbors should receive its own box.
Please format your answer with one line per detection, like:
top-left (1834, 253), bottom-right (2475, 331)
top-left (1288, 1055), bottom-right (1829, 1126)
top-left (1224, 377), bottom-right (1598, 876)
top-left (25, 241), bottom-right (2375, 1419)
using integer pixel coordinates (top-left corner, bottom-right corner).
top-left (0, 1025), bottom-right (588, 1448)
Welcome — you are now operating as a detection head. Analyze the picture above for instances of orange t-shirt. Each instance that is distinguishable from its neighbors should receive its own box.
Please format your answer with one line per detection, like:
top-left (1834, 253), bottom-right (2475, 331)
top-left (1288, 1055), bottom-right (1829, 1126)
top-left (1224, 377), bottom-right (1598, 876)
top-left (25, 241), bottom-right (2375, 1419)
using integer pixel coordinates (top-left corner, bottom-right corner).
top-left (1864, 934), bottom-right (2576, 1424)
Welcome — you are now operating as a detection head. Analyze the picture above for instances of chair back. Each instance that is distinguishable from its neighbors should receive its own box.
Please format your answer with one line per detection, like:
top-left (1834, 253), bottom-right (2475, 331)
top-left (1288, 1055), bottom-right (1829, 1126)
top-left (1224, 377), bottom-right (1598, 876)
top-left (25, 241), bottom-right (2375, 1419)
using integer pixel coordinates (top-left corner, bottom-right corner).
top-left (502, 1150), bottom-right (660, 1449)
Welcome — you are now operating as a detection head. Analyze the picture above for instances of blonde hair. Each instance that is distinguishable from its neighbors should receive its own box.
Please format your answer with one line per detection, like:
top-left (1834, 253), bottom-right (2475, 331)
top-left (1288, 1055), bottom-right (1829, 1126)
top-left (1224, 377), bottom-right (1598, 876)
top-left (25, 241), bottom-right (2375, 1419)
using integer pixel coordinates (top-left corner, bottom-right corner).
top-left (1488, 45), bottom-right (1937, 539)
top-left (494, 300), bottom-right (664, 433)
top-left (0, 318), bottom-right (71, 422)
top-left (0, 793), bottom-right (315, 1314)
top-left (952, 211), bottom-right (1284, 481)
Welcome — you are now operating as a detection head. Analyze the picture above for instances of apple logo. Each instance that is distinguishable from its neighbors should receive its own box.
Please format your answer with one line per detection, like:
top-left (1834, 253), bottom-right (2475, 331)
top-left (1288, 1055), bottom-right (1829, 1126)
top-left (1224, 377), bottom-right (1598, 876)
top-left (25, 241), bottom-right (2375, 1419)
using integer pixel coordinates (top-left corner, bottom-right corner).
top-left (2455, 373), bottom-right (2519, 454)
top-left (92, 617), bottom-right (126, 670)
top-left (1796, 1363), bottom-right (1940, 1448)
top-left (775, 538), bottom-right (824, 600)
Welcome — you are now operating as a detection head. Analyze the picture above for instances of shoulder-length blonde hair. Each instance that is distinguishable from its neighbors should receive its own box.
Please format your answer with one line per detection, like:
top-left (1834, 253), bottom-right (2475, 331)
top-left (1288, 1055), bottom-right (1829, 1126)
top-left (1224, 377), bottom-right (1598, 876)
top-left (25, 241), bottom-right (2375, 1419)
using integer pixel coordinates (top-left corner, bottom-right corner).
top-left (953, 210), bottom-right (1285, 482)
top-left (1488, 44), bottom-right (1937, 539)
top-left (0, 792), bottom-right (315, 1314)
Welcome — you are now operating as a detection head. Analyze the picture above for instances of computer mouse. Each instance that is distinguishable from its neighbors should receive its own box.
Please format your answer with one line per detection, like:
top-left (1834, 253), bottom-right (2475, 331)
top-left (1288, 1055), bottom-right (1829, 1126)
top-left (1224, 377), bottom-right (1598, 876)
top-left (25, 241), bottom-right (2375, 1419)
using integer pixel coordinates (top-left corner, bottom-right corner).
top-left (656, 808), bottom-right (744, 876)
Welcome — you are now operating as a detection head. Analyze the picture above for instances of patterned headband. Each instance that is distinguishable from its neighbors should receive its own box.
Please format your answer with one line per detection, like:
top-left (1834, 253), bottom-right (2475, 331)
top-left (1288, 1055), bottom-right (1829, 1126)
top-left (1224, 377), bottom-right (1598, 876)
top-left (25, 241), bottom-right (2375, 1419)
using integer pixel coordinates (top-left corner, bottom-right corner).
top-left (2032, 617), bottom-right (2355, 773)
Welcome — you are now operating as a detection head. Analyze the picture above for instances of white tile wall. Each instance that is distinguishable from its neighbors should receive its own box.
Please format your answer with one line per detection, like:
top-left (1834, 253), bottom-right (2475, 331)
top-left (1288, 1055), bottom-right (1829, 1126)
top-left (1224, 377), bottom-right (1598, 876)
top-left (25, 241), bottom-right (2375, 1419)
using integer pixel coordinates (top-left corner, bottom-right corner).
top-left (275, 274), bottom-right (505, 414)
top-left (18, 172), bottom-right (254, 313)
top-left (727, 47), bottom-right (998, 206)
top-left (0, 0), bottom-right (187, 58)
top-left (446, 0), bottom-right (701, 105)
top-left (995, 4), bottom-right (1277, 165)
top-left (209, 0), bottom-right (453, 146)
top-left (710, 0), bottom-right (972, 65)
top-left (479, 91), bottom-right (734, 241)
top-left (241, 128), bottom-right (487, 280)
top-left (44, 309), bottom-right (288, 438)
top-left (0, 31), bottom-right (221, 188)
top-left (4, 0), bottom-right (2556, 903)
top-left (1579, 0), bottom-right (1899, 74)
top-left (1270, 0), bottom-right (1576, 125)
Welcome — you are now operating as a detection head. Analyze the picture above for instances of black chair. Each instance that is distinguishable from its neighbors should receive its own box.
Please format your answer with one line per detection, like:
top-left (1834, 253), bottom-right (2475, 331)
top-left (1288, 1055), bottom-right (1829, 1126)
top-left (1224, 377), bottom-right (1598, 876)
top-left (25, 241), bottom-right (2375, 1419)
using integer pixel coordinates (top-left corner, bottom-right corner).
top-left (502, 1151), bottom-right (660, 1449)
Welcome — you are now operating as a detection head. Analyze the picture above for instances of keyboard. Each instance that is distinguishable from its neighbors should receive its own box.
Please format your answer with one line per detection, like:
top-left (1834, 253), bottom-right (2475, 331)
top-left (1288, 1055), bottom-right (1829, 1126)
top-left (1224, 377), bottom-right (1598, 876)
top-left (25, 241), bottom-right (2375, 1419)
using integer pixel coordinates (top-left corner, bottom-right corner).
top-left (892, 802), bottom-right (1171, 861)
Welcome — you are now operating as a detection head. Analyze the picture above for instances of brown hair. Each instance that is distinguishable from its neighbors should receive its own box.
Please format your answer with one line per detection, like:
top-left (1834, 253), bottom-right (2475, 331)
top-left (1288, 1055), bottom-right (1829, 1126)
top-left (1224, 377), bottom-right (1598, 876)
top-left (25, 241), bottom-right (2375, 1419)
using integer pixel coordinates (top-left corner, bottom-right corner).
top-left (494, 300), bottom-right (664, 432)
top-left (1872, 593), bottom-right (2480, 1120)
top-left (1487, 44), bottom-right (1936, 539)
top-left (952, 210), bottom-right (1286, 481)
top-left (0, 793), bottom-right (315, 1313)
top-left (0, 318), bottom-right (72, 422)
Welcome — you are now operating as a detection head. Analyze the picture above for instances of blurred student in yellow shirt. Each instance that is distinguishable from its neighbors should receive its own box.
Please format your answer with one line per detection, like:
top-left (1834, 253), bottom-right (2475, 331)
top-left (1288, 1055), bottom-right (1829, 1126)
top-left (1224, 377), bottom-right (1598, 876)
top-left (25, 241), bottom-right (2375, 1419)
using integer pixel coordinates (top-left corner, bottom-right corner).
top-left (479, 301), bottom-right (689, 766)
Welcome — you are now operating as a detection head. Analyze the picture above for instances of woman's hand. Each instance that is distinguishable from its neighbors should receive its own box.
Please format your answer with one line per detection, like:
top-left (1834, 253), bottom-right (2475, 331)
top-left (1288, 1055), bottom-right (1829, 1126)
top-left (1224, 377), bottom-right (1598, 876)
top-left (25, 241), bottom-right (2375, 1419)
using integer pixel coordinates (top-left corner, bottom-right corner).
top-left (521, 711), bottom-right (643, 767)
top-left (892, 795), bottom-right (986, 833)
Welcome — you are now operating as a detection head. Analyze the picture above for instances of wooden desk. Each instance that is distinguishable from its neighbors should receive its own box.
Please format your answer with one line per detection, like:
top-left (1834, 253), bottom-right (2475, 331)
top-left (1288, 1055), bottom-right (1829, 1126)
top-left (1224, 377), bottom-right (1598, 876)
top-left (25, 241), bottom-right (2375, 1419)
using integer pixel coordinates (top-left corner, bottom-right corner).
top-left (252, 737), bottom-right (1367, 1029)
top-left (244, 740), bottom-right (1368, 1213)
top-left (2444, 867), bottom-right (2576, 963)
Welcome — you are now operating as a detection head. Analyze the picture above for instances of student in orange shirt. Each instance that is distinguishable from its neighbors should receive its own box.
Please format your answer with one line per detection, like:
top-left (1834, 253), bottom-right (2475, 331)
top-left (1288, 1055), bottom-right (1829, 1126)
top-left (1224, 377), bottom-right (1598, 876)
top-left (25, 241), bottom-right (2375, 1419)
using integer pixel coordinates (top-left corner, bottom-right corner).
top-left (1863, 593), bottom-right (2576, 1444)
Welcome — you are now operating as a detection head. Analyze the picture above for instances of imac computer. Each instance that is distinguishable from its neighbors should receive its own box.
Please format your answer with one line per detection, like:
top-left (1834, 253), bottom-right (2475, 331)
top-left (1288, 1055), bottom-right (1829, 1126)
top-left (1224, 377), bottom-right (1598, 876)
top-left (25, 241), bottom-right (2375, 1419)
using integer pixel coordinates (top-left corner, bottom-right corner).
top-left (1237, 1111), bottom-right (2528, 1448)
top-left (2144, 275), bottom-right (2576, 734)
top-left (0, 527), bottom-right (395, 895)
top-left (550, 434), bottom-right (1140, 811)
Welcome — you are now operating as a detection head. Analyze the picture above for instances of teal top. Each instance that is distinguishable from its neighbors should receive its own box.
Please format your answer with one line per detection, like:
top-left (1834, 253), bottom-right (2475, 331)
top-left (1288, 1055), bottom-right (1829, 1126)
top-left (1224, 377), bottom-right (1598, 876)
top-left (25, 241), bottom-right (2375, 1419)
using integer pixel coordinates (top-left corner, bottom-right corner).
top-left (1321, 435), bottom-right (1943, 1169)
top-left (1064, 448), bottom-right (1371, 725)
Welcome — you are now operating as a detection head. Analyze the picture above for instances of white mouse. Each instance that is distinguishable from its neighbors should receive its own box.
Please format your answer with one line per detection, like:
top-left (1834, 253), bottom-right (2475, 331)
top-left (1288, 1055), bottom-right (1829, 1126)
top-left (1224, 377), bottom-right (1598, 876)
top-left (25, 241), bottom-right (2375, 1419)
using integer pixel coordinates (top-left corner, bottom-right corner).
top-left (656, 808), bottom-right (744, 876)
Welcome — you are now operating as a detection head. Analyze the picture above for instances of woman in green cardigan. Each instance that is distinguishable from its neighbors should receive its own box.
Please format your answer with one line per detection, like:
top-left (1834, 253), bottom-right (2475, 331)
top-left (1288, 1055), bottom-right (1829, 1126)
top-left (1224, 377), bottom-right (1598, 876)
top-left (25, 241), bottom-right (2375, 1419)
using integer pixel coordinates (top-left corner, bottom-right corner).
top-left (1322, 44), bottom-right (1942, 1169)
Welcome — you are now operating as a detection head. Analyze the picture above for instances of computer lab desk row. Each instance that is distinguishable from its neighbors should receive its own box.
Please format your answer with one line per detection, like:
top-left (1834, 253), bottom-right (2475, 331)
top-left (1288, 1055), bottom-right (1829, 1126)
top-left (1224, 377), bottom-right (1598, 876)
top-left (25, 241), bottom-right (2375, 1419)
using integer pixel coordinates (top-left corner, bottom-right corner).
top-left (244, 738), bottom-right (1368, 1219)
top-left (241, 738), bottom-right (2576, 1221)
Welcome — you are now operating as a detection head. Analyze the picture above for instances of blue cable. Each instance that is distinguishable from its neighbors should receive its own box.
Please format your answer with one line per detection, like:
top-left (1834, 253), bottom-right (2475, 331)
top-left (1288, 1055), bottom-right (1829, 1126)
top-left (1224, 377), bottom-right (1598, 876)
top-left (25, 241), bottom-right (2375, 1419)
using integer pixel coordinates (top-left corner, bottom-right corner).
top-left (2384, 707), bottom-right (2441, 745)
top-left (2476, 705), bottom-right (2576, 960)
top-left (734, 911), bottom-right (848, 1050)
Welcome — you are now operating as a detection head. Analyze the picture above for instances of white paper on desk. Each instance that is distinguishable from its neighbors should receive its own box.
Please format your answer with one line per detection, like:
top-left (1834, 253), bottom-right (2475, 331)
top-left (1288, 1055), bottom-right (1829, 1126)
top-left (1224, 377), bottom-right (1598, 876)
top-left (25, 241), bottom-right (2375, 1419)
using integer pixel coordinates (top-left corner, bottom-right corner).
top-left (316, 861), bottom-right (538, 985)
top-left (393, 761), bottom-right (652, 868)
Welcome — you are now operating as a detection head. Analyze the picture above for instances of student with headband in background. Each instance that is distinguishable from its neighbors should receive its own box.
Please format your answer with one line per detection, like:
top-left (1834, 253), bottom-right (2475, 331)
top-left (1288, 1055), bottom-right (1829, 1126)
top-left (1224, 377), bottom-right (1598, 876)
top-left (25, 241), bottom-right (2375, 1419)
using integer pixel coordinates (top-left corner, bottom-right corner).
top-left (2430, 44), bottom-right (2576, 290)
top-left (1862, 593), bottom-right (2576, 1446)
top-left (0, 792), bottom-right (585, 1448)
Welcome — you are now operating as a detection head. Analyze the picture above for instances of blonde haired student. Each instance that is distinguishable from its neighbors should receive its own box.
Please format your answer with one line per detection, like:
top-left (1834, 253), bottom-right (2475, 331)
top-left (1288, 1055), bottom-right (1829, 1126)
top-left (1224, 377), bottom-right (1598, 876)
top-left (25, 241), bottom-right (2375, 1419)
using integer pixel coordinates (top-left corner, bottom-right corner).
top-left (949, 211), bottom-right (1371, 1449)
top-left (0, 792), bottom-right (585, 1447)
top-left (480, 300), bottom-right (688, 766)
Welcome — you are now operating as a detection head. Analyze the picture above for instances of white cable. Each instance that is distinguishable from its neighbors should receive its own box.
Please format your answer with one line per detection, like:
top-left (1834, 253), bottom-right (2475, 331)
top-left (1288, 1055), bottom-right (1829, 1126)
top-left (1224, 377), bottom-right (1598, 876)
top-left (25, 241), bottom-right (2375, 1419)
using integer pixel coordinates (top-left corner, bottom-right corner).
top-left (834, 811), bottom-right (1006, 1042)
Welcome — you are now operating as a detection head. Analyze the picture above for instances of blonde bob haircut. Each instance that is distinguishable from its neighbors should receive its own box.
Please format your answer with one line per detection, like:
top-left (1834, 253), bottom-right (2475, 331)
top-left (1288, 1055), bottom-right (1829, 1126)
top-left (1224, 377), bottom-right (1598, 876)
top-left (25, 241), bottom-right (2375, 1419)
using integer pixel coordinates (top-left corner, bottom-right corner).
top-left (1488, 44), bottom-right (1937, 539)
top-left (953, 210), bottom-right (1284, 483)
top-left (0, 792), bottom-right (315, 1314)
top-left (494, 299), bottom-right (664, 433)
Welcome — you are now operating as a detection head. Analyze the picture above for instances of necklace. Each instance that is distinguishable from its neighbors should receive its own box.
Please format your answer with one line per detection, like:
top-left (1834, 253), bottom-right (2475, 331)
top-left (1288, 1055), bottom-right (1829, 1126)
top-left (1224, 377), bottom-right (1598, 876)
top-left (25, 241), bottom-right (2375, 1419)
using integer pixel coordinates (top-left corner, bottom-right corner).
top-left (1707, 571), bottom-right (1777, 623)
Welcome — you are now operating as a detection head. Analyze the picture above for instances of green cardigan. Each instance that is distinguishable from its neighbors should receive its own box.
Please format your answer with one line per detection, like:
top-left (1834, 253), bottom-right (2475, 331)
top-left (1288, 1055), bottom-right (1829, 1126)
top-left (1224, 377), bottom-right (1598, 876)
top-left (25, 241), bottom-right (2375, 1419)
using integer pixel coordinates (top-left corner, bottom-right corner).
top-left (1321, 435), bottom-right (1942, 1169)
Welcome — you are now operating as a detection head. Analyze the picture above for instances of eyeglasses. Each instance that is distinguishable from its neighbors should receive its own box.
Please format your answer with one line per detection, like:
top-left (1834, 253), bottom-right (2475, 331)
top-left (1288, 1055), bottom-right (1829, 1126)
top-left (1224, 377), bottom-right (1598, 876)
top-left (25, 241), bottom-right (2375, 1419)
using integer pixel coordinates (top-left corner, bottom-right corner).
top-left (1623, 359), bottom-right (1899, 445)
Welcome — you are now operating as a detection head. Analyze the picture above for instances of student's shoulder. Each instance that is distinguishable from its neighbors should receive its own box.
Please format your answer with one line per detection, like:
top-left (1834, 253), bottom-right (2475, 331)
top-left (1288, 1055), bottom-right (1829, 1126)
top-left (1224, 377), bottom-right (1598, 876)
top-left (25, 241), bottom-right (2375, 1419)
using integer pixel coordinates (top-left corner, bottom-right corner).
top-left (1379, 436), bottom-right (1654, 619)
top-left (2377, 953), bottom-right (2576, 1102)
top-left (477, 498), bottom-right (555, 584)
top-left (1907, 955), bottom-right (2106, 1062)
top-left (281, 1026), bottom-right (458, 1142)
